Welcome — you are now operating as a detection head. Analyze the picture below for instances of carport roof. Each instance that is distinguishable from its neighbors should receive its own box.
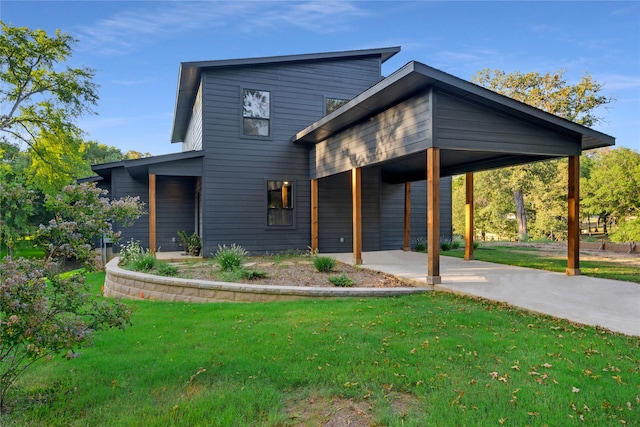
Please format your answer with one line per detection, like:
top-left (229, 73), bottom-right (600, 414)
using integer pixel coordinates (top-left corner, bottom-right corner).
top-left (292, 61), bottom-right (615, 152)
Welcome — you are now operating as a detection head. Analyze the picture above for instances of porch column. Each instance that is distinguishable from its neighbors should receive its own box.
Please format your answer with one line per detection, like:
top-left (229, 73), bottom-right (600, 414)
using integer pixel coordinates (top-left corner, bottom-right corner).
top-left (352, 167), bottom-right (363, 265)
top-left (464, 172), bottom-right (474, 261)
top-left (311, 179), bottom-right (319, 252)
top-left (149, 173), bottom-right (157, 254)
top-left (403, 182), bottom-right (411, 251)
top-left (427, 147), bottom-right (441, 284)
top-left (567, 155), bottom-right (580, 275)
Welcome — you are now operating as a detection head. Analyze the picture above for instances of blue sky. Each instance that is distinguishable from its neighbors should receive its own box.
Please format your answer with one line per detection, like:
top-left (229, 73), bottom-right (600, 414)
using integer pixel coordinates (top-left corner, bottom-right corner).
top-left (3, 0), bottom-right (639, 155)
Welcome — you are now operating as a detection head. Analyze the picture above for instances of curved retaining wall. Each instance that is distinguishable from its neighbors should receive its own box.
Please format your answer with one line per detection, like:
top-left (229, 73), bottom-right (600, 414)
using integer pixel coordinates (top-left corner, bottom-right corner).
top-left (104, 258), bottom-right (428, 303)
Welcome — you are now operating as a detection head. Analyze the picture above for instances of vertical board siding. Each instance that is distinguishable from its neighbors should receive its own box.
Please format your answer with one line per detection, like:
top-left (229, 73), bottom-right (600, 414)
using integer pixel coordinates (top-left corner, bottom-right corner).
top-left (183, 83), bottom-right (203, 152)
top-left (435, 91), bottom-right (581, 155)
top-left (313, 92), bottom-right (431, 179)
top-left (200, 56), bottom-right (385, 255)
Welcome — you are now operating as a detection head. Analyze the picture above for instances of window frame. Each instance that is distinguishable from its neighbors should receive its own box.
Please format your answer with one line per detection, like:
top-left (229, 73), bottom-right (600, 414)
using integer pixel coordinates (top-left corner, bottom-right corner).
top-left (265, 179), bottom-right (296, 229)
top-left (241, 88), bottom-right (272, 139)
top-left (324, 96), bottom-right (350, 115)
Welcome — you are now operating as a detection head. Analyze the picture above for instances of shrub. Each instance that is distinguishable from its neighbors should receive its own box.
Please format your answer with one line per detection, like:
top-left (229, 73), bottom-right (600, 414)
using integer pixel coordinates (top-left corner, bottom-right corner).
top-left (313, 256), bottom-right (336, 272)
top-left (0, 258), bottom-right (131, 410)
top-left (328, 273), bottom-right (354, 287)
top-left (413, 237), bottom-right (426, 252)
top-left (177, 231), bottom-right (201, 256)
top-left (119, 239), bottom-right (145, 265)
top-left (473, 241), bottom-right (480, 250)
top-left (440, 239), bottom-right (452, 251)
top-left (239, 269), bottom-right (267, 280)
top-left (215, 244), bottom-right (248, 271)
top-left (130, 253), bottom-right (156, 271)
top-left (451, 237), bottom-right (463, 250)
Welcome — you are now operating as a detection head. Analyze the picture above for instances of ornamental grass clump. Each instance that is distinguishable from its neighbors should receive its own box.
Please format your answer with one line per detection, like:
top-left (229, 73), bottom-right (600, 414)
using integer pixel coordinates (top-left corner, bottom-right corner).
top-left (215, 244), bottom-right (248, 271)
top-left (313, 256), bottom-right (336, 272)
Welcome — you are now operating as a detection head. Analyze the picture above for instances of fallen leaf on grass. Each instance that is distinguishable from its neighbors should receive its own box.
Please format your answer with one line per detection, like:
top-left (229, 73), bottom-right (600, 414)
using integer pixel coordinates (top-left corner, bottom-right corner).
top-left (572, 387), bottom-right (580, 393)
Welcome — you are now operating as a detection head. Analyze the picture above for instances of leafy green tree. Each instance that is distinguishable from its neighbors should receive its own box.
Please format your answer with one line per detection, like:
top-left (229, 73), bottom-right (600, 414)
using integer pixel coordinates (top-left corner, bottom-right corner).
top-left (0, 22), bottom-right (98, 194)
top-left (583, 147), bottom-right (640, 241)
top-left (471, 69), bottom-right (613, 240)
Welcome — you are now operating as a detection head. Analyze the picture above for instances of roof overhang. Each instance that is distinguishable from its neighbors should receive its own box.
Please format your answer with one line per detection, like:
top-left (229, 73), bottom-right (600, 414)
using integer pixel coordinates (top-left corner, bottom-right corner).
top-left (170, 47), bottom-right (401, 144)
top-left (292, 61), bottom-right (615, 152)
top-left (91, 150), bottom-right (205, 181)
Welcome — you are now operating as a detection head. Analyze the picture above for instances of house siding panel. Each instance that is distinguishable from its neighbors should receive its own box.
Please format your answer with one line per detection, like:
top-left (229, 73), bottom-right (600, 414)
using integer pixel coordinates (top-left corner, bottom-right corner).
top-left (312, 92), bottom-right (432, 179)
top-left (110, 168), bottom-right (150, 250)
top-left (183, 83), bottom-right (203, 152)
top-left (155, 176), bottom-right (197, 252)
top-left (435, 91), bottom-right (581, 156)
top-left (199, 57), bottom-right (385, 254)
top-left (380, 178), bottom-right (452, 250)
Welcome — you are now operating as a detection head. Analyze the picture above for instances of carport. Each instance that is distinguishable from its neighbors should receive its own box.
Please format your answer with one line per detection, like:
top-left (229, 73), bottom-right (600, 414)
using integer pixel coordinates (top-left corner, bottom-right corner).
top-left (293, 61), bottom-right (615, 285)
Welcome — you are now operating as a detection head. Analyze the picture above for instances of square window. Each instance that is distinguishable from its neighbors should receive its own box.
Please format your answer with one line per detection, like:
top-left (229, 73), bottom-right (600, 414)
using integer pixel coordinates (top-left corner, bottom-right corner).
top-left (243, 89), bottom-right (270, 136)
top-left (326, 97), bottom-right (349, 115)
top-left (267, 180), bottom-right (294, 226)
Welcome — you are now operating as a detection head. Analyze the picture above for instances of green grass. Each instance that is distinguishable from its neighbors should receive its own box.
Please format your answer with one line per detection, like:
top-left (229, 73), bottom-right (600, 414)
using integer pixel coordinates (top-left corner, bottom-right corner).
top-left (0, 239), bottom-right (45, 259)
top-left (4, 273), bottom-right (639, 426)
top-left (445, 245), bottom-right (640, 283)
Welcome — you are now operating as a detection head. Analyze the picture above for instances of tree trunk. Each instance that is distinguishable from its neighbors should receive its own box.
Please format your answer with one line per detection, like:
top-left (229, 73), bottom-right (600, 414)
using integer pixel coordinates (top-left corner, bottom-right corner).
top-left (514, 189), bottom-right (528, 241)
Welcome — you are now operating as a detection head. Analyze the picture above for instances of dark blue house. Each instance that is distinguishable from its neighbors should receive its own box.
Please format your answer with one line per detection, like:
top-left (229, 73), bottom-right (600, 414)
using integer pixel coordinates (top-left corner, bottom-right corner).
top-left (92, 46), bottom-right (614, 283)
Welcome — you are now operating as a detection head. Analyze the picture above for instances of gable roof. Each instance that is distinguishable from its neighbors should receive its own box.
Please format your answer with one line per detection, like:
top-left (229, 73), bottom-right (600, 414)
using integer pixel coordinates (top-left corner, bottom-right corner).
top-left (292, 60), bottom-right (615, 151)
top-left (170, 46), bottom-right (401, 143)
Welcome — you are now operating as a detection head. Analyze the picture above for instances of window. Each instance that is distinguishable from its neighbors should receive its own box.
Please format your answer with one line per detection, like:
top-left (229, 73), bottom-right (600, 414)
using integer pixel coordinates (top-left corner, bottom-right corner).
top-left (243, 89), bottom-right (270, 136)
top-left (326, 97), bottom-right (349, 115)
top-left (267, 180), bottom-right (294, 226)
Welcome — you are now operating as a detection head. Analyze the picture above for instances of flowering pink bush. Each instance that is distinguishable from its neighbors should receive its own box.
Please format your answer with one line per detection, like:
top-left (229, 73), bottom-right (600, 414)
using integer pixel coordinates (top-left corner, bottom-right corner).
top-left (0, 258), bottom-right (131, 409)
top-left (36, 182), bottom-right (145, 269)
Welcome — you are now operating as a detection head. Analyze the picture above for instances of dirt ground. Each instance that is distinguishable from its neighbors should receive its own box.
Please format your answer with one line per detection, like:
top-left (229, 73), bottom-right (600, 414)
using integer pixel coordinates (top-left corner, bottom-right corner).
top-left (174, 256), bottom-right (411, 288)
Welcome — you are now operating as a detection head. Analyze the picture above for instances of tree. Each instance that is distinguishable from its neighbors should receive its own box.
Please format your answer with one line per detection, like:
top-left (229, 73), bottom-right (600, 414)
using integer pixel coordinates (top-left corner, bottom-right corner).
top-left (582, 147), bottom-right (640, 241)
top-left (0, 182), bottom-right (144, 411)
top-left (0, 22), bottom-right (98, 193)
top-left (471, 69), bottom-right (613, 240)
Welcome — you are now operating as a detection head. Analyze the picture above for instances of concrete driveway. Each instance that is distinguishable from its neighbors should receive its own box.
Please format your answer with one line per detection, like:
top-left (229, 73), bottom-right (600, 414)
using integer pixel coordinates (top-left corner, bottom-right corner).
top-left (325, 250), bottom-right (640, 337)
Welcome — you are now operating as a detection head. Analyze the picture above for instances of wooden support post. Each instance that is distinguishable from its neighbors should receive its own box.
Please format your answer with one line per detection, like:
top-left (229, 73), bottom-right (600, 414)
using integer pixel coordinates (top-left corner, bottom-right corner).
top-left (567, 155), bottom-right (580, 275)
top-left (149, 173), bottom-right (157, 254)
top-left (403, 182), bottom-right (411, 251)
top-left (427, 148), bottom-right (441, 284)
top-left (464, 172), bottom-right (474, 261)
top-left (311, 179), bottom-right (318, 252)
top-left (352, 168), bottom-right (363, 265)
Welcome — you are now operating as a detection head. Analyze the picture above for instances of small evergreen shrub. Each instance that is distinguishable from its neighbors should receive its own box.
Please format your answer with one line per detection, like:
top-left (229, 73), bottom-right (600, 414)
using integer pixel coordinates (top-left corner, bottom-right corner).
top-left (215, 244), bottom-right (248, 271)
top-left (239, 269), bottom-right (268, 280)
top-left (440, 239), bottom-right (452, 251)
top-left (313, 256), bottom-right (336, 272)
top-left (413, 237), bottom-right (426, 252)
top-left (328, 273), bottom-right (354, 287)
top-left (452, 237), bottom-right (463, 250)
